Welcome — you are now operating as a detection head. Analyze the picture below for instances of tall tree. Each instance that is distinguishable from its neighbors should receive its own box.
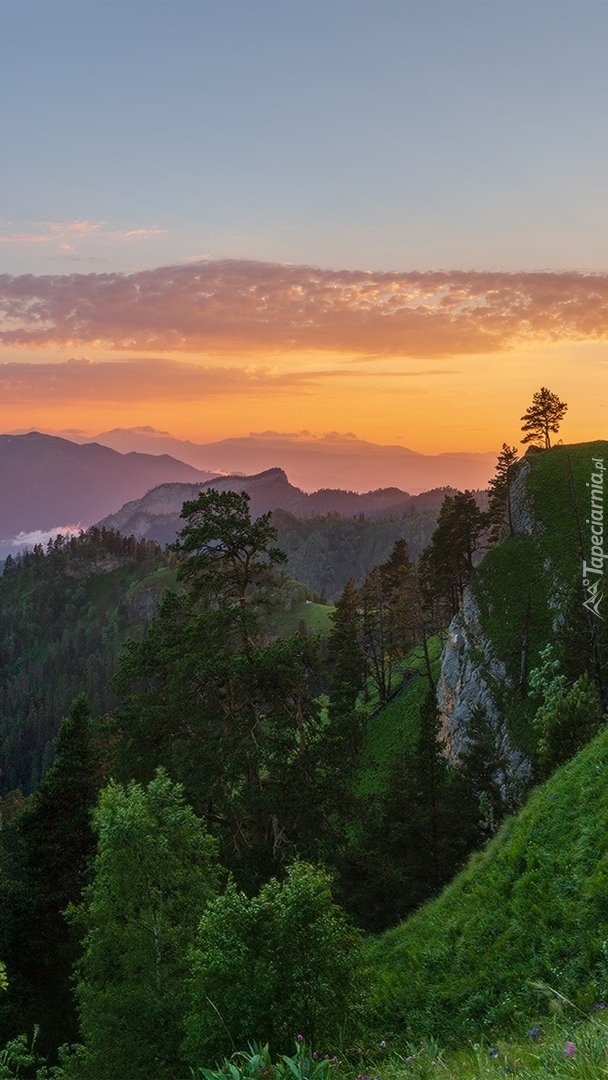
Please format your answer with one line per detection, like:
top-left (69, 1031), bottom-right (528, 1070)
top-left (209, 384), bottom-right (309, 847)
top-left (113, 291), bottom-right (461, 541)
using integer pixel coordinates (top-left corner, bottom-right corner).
top-left (0, 696), bottom-right (105, 1058)
top-left (171, 488), bottom-right (286, 646)
top-left (418, 491), bottom-right (486, 622)
top-left (326, 578), bottom-right (366, 746)
top-left (487, 443), bottom-right (520, 542)
top-left (114, 495), bottom-right (330, 885)
top-left (72, 769), bottom-right (218, 1080)
top-left (360, 539), bottom-right (419, 705)
top-left (520, 386), bottom-right (568, 449)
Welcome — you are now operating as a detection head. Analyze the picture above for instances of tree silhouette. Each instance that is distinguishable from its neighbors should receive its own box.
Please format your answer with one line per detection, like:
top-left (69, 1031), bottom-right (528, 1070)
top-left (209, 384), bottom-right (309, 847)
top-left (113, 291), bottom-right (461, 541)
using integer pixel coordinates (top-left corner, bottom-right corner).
top-left (487, 443), bottom-right (520, 541)
top-left (520, 387), bottom-right (568, 449)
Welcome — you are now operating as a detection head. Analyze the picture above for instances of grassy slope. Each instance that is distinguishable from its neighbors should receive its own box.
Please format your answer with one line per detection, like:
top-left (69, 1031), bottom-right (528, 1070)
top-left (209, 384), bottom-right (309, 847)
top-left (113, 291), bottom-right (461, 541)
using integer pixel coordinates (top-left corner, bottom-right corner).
top-left (366, 721), bottom-right (608, 1045)
top-left (361, 444), bottom-right (608, 1046)
top-left (354, 638), bottom-right (444, 799)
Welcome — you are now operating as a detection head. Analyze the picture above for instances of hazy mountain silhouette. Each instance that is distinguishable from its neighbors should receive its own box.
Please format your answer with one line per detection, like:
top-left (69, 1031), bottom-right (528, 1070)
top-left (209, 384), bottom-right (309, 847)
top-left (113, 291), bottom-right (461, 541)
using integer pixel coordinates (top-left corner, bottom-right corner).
top-left (0, 432), bottom-right (217, 551)
top-left (97, 466), bottom-right (457, 548)
top-left (78, 426), bottom-right (497, 494)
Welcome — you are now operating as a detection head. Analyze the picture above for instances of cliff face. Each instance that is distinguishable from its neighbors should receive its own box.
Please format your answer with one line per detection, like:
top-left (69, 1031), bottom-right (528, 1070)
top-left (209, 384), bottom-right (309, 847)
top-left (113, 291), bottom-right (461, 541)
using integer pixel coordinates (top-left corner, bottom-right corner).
top-left (437, 588), bottom-right (533, 801)
top-left (436, 441), bottom-right (608, 801)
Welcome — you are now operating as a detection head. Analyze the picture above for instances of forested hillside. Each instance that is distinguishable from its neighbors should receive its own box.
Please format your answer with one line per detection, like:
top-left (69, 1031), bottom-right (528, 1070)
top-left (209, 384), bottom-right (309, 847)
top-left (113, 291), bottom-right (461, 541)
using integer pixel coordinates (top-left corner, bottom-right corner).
top-left (0, 530), bottom-right (170, 794)
top-left (0, 441), bottom-right (606, 1079)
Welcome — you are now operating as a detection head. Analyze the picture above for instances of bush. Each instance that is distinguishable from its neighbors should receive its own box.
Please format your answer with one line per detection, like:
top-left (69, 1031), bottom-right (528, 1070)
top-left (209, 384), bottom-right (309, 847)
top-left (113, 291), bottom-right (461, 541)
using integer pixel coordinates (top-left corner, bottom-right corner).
top-left (184, 862), bottom-right (363, 1067)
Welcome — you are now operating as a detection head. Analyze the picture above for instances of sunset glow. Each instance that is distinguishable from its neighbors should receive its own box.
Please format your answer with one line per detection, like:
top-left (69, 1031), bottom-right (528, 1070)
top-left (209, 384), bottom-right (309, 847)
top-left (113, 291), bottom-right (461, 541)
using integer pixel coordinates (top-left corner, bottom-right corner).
top-left (1, 1), bottom-right (607, 462)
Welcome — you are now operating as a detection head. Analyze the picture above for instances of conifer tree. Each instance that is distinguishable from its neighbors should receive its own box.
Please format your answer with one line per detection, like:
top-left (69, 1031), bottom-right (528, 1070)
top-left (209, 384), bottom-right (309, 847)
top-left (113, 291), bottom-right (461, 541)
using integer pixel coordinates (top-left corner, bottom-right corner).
top-left (418, 491), bottom-right (486, 622)
top-left (0, 695), bottom-right (104, 1057)
top-left (326, 578), bottom-right (366, 745)
top-left (487, 443), bottom-right (519, 542)
top-left (520, 386), bottom-right (568, 449)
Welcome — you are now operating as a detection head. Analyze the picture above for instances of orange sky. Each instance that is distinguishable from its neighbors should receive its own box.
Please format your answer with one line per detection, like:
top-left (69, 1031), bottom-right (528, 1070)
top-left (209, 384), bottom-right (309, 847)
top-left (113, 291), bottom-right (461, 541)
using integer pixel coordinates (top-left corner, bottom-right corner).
top-left (0, 261), bottom-right (606, 453)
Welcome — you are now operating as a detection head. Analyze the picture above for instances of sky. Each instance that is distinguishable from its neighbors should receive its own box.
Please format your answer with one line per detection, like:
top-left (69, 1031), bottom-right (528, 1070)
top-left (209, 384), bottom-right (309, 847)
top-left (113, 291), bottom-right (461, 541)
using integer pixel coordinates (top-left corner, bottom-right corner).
top-left (1, 0), bottom-right (607, 455)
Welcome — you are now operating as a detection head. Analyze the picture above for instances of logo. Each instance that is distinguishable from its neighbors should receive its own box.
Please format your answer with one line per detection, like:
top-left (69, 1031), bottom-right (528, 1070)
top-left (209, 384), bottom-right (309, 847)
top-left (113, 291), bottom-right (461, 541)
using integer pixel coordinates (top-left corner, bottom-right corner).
top-left (582, 457), bottom-right (605, 620)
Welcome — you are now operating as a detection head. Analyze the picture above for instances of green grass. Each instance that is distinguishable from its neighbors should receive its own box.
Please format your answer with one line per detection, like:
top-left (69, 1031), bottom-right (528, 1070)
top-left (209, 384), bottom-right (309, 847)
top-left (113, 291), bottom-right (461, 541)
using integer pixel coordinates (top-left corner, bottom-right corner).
top-left (364, 721), bottom-right (608, 1046)
top-left (266, 598), bottom-right (336, 639)
top-left (193, 1011), bottom-right (608, 1080)
top-left (355, 1011), bottom-right (608, 1079)
top-left (354, 638), bottom-right (443, 799)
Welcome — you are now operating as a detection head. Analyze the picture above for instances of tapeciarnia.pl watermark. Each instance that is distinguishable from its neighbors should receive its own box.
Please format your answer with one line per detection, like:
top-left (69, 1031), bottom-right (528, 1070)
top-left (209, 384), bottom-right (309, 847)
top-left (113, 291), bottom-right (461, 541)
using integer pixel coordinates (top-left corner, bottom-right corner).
top-left (582, 457), bottom-right (605, 619)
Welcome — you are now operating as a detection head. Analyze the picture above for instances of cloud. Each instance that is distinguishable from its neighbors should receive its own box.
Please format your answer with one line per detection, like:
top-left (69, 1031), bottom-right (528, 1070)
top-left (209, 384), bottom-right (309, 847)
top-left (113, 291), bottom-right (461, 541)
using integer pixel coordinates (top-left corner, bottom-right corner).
top-left (0, 357), bottom-right (323, 405)
top-left (5, 524), bottom-right (83, 549)
top-left (1, 260), bottom-right (608, 358)
top-left (0, 220), bottom-right (165, 253)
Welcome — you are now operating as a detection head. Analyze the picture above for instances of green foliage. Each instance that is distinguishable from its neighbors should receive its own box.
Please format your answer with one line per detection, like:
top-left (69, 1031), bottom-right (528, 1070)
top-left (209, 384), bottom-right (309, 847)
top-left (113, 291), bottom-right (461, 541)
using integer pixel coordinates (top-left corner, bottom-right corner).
top-left (196, 1040), bottom-right (337, 1080)
top-left (270, 506), bottom-right (442, 602)
top-left (487, 443), bottom-right (520, 542)
top-left (326, 578), bottom-right (366, 736)
top-left (469, 441), bottom-right (608, 760)
top-left (114, 492), bottom-right (365, 888)
top-left (0, 527), bottom-right (169, 795)
top-left (529, 649), bottom-right (602, 777)
top-left (365, 723), bottom-right (608, 1044)
top-left (333, 683), bottom-right (477, 932)
top-left (0, 696), bottom-right (105, 1057)
top-left (184, 863), bottom-right (363, 1066)
top-left (172, 488), bottom-right (286, 646)
top-left (71, 769), bottom-right (218, 1080)
top-left (418, 491), bottom-right (486, 623)
top-left (0, 1033), bottom-right (37, 1079)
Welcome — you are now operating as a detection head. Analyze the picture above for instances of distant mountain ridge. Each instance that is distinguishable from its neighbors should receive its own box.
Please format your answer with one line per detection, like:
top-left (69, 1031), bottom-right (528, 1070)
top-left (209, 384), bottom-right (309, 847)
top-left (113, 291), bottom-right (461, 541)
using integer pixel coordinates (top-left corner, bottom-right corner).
top-left (97, 468), bottom-right (457, 597)
top-left (97, 466), bottom-right (456, 547)
top-left (75, 426), bottom-right (498, 494)
top-left (0, 431), bottom-right (217, 553)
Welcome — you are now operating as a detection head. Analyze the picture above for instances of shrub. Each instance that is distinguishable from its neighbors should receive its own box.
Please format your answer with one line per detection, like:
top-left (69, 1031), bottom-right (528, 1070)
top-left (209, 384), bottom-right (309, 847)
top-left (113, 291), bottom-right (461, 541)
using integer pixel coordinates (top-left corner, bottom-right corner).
top-left (184, 862), bottom-right (363, 1067)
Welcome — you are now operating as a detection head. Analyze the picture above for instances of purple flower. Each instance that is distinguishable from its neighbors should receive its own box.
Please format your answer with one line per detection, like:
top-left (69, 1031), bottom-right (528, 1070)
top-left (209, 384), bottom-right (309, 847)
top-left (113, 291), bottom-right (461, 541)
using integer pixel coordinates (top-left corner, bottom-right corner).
top-left (527, 1027), bottom-right (540, 1039)
top-left (564, 1041), bottom-right (576, 1058)
top-left (380, 1041), bottom-right (386, 1049)
top-left (489, 1048), bottom-right (498, 1058)
top-left (593, 1002), bottom-right (606, 1010)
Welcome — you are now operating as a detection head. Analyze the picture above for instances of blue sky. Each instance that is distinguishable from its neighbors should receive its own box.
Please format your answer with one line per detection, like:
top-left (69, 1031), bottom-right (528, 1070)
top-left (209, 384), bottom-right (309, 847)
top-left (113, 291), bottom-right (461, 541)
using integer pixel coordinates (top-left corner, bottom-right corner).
top-left (2, 0), bottom-right (608, 275)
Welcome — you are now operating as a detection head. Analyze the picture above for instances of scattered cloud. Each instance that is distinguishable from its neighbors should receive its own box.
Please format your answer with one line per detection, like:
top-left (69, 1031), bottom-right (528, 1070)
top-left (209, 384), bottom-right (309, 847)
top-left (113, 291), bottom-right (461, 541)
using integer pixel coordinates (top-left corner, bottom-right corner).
top-left (1, 260), bottom-right (608, 358)
top-left (5, 524), bottom-right (83, 549)
top-left (0, 357), bottom-right (324, 405)
top-left (0, 220), bottom-right (165, 256)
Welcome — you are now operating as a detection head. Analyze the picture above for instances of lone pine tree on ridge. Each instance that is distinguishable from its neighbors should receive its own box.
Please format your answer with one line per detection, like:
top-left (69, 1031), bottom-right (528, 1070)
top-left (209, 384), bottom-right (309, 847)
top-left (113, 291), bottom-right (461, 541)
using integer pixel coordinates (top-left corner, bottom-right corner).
top-left (520, 386), bottom-right (568, 450)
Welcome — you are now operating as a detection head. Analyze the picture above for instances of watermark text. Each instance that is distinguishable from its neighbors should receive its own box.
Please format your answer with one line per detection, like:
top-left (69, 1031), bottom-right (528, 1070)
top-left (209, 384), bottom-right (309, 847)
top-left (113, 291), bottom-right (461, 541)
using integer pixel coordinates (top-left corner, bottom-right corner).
top-left (582, 457), bottom-right (605, 619)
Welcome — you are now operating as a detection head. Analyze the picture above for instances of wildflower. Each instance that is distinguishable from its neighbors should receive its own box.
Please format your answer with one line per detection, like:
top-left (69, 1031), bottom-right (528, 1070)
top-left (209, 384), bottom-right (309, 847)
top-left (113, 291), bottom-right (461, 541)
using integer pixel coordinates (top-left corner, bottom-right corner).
top-left (313, 1053), bottom-right (318, 1061)
top-left (406, 1056), bottom-right (415, 1062)
top-left (489, 1048), bottom-right (498, 1058)
top-left (564, 1041), bottom-right (576, 1058)
top-left (593, 1002), bottom-right (606, 1010)
top-left (527, 1027), bottom-right (540, 1039)
top-left (297, 1035), bottom-right (304, 1044)
top-left (380, 1041), bottom-right (386, 1049)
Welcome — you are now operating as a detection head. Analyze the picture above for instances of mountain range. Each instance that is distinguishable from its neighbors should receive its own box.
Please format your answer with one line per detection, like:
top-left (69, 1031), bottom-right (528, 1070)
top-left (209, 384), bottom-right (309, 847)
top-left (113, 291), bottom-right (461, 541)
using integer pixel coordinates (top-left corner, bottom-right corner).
top-left (97, 466), bottom-right (455, 547)
top-left (0, 432), bottom-right (217, 556)
top-left (69, 426), bottom-right (498, 494)
top-left (1, 428), bottom-right (487, 561)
